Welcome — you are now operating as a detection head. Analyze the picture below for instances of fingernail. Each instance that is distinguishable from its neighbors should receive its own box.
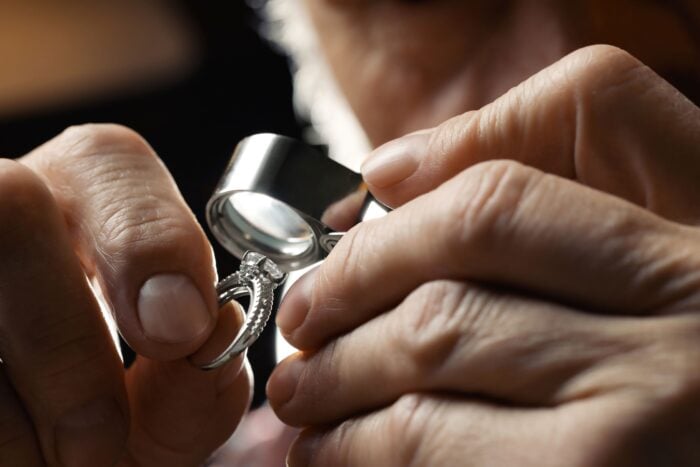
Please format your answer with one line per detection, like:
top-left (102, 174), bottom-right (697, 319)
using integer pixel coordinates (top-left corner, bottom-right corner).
top-left (138, 273), bottom-right (212, 344)
top-left (266, 356), bottom-right (306, 407)
top-left (276, 269), bottom-right (317, 336)
top-left (287, 431), bottom-right (321, 467)
top-left (55, 398), bottom-right (127, 467)
top-left (361, 131), bottom-right (430, 188)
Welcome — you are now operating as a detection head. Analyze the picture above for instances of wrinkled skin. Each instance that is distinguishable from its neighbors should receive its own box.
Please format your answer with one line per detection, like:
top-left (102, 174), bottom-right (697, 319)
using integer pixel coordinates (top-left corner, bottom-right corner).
top-left (0, 125), bottom-right (252, 466)
top-left (2, 1), bottom-right (700, 466)
top-left (265, 1), bottom-right (700, 466)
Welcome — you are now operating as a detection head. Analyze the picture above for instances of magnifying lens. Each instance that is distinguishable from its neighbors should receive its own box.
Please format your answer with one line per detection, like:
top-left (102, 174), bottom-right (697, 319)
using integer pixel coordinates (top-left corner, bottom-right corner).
top-left (206, 133), bottom-right (369, 271)
top-left (197, 134), bottom-right (388, 369)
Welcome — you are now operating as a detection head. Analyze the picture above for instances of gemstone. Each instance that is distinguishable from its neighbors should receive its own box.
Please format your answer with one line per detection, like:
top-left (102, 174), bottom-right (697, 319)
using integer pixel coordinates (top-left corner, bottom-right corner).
top-left (263, 260), bottom-right (285, 282)
top-left (242, 251), bottom-right (266, 265)
top-left (241, 251), bottom-right (285, 283)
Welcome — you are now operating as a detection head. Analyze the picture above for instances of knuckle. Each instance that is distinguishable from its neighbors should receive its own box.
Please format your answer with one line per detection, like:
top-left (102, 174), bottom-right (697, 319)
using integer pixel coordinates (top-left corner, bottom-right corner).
top-left (445, 160), bottom-right (542, 253)
top-left (33, 124), bottom-right (163, 223)
top-left (388, 394), bottom-right (440, 467)
top-left (564, 45), bottom-right (652, 95)
top-left (395, 281), bottom-right (495, 375)
top-left (49, 125), bottom-right (204, 260)
top-left (571, 44), bottom-right (640, 70)
top-left (323, 419), bottom-right (360, 466)
top-left (645, 318), bottom-right (700, 404)
top-left (397, 281), bottom-right (467, 362)
top-left (59, 123), bottom-right (154, 160)
top-left (0, 160), bottom-right (56, 235)
top-left (98, 205), bottom-right (205, 262)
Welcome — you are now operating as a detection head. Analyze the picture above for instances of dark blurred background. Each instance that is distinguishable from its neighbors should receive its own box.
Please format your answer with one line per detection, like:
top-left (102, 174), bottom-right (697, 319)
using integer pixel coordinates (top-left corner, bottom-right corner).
top-left (0, 0), bottom-right (303, 405)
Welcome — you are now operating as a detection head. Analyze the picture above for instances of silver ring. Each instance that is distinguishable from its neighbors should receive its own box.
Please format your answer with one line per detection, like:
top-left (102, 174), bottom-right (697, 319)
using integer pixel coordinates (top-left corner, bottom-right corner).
top-left (197, 251), bottom-right (287, 370)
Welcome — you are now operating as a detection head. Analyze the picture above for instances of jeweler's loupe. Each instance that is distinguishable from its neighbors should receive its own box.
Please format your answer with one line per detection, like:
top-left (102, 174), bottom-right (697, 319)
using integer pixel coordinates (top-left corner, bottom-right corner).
top-left (207, 133), bottom-right (386, 271)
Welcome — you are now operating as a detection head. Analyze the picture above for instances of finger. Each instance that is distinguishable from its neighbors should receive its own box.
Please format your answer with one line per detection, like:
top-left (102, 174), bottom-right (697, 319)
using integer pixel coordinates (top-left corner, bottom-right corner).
top-left (289, 391), bottom-right (688, 467)
top-left (286, 394), bottom-right (570, 467)
top-left (20, 124), bottom-right (218, 359)
top-left (123, 302), bottom-right (252, 466)
top-left (320, 188), bottom-right (368, 232)
top-left (276, 160), bottom-right (700, 349)
top-left (361, 45), bottom-right (700, 224)
top-left (0, 370), bottom-right (43, 466)
top-left (212, 404), bottom-right (299, 467)
top-left (0, 160), bottom-right (128, 466)
top-left (269, 280), bottom-right (662, 426)
top-left (124, 358), bottom-right (252, 466)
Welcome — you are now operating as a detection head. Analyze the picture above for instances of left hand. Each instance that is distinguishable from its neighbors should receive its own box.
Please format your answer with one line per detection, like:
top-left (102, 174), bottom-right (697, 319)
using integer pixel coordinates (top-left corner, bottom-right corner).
top-left (0, 125), bottom-right (252, 466)
top-left (265, 45), bottom-right (700, 466)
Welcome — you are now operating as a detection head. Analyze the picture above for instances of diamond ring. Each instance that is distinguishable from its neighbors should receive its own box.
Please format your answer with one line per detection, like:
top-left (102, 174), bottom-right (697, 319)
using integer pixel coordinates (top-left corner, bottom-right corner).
top-left (197, 251), bottom-right (286, 370)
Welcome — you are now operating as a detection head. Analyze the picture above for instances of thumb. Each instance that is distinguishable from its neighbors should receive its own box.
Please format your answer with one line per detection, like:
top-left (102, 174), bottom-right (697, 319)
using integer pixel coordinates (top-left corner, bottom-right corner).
top-left (361, 45), bottom-right (700, 224)
top-left (21, 124), bottom-right (218, 360)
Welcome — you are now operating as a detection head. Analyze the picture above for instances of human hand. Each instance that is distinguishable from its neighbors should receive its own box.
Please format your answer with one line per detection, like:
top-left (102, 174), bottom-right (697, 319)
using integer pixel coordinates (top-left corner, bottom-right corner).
top-left (361, 45), bottom-right (700, 224)
top-left (266, 46), bottom-right (700, 466)
top-left (211, 404), bottom-right (298, 467)
top-left (0, 125), bottom-right (251, 466)
top-left (269, 160), bottom-right (700, 466)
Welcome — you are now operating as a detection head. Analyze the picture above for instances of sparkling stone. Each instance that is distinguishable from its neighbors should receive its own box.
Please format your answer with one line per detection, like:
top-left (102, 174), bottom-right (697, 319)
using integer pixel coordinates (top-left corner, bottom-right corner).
top-left (241, 251), bottom-right (285, 283)
top-left (243, 251), bottom-right (266, 265)
top-left (262, 259), bottom-right (285, 282)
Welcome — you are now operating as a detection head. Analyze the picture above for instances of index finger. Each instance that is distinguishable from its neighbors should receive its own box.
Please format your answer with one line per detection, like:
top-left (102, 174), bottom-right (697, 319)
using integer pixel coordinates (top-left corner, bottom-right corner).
top-left (276, 160), bottom-right (700, 350)
top-left (20, 124), bottom-right (218, 360)
top-left (362, 45), bottom-right (700, 224)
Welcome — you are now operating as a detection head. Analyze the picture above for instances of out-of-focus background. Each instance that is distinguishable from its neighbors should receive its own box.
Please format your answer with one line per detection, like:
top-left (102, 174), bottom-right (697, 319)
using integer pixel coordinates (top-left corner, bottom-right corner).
top-left (0, 0), bottom-right (302, 405)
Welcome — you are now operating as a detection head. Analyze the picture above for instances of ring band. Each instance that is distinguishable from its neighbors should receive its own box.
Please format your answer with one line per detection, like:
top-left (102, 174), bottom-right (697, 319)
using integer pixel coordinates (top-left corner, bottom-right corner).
top-left (197, 251), bottom-right (286, 370)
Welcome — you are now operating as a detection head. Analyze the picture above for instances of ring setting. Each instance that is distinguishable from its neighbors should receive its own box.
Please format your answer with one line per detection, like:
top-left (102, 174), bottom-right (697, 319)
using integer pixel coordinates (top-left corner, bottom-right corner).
top-left (197, 251), bottom-right (287, 370)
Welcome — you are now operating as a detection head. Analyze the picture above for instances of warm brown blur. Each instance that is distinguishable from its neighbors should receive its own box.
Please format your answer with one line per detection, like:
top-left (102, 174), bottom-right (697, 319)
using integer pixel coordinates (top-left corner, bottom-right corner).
top-left (0, 0), bottom-right (198, 117)
top-left (305, 0), bottom-right (700, 147)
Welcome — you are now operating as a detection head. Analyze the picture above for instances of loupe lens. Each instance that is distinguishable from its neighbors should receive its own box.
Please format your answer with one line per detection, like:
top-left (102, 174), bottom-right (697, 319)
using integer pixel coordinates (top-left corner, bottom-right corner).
top-left (207, 134), bottom-right (369, 271)
top-left (211, 192), bottom-right (314, 259)
top-left (219, 191), bottom-right (315, 258)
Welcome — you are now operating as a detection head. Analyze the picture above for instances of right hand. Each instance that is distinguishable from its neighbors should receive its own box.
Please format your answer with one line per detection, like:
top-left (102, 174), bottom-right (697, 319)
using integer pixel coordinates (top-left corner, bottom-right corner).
top-left (0, 124), bottom-right (251, 466)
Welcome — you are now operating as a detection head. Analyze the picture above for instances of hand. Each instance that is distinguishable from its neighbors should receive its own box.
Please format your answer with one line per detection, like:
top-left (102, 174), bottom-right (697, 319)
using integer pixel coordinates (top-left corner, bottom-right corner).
top-left (211, 405), bottom-right (299, 467)
top-left (0, 125), bottom-right (251, 466)
top-left (266, 46), bottom-right (700, 466)
top-left (361, 45), bottom-right (700, 224)
top-left (269, 161), bottom-right (700, 466)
